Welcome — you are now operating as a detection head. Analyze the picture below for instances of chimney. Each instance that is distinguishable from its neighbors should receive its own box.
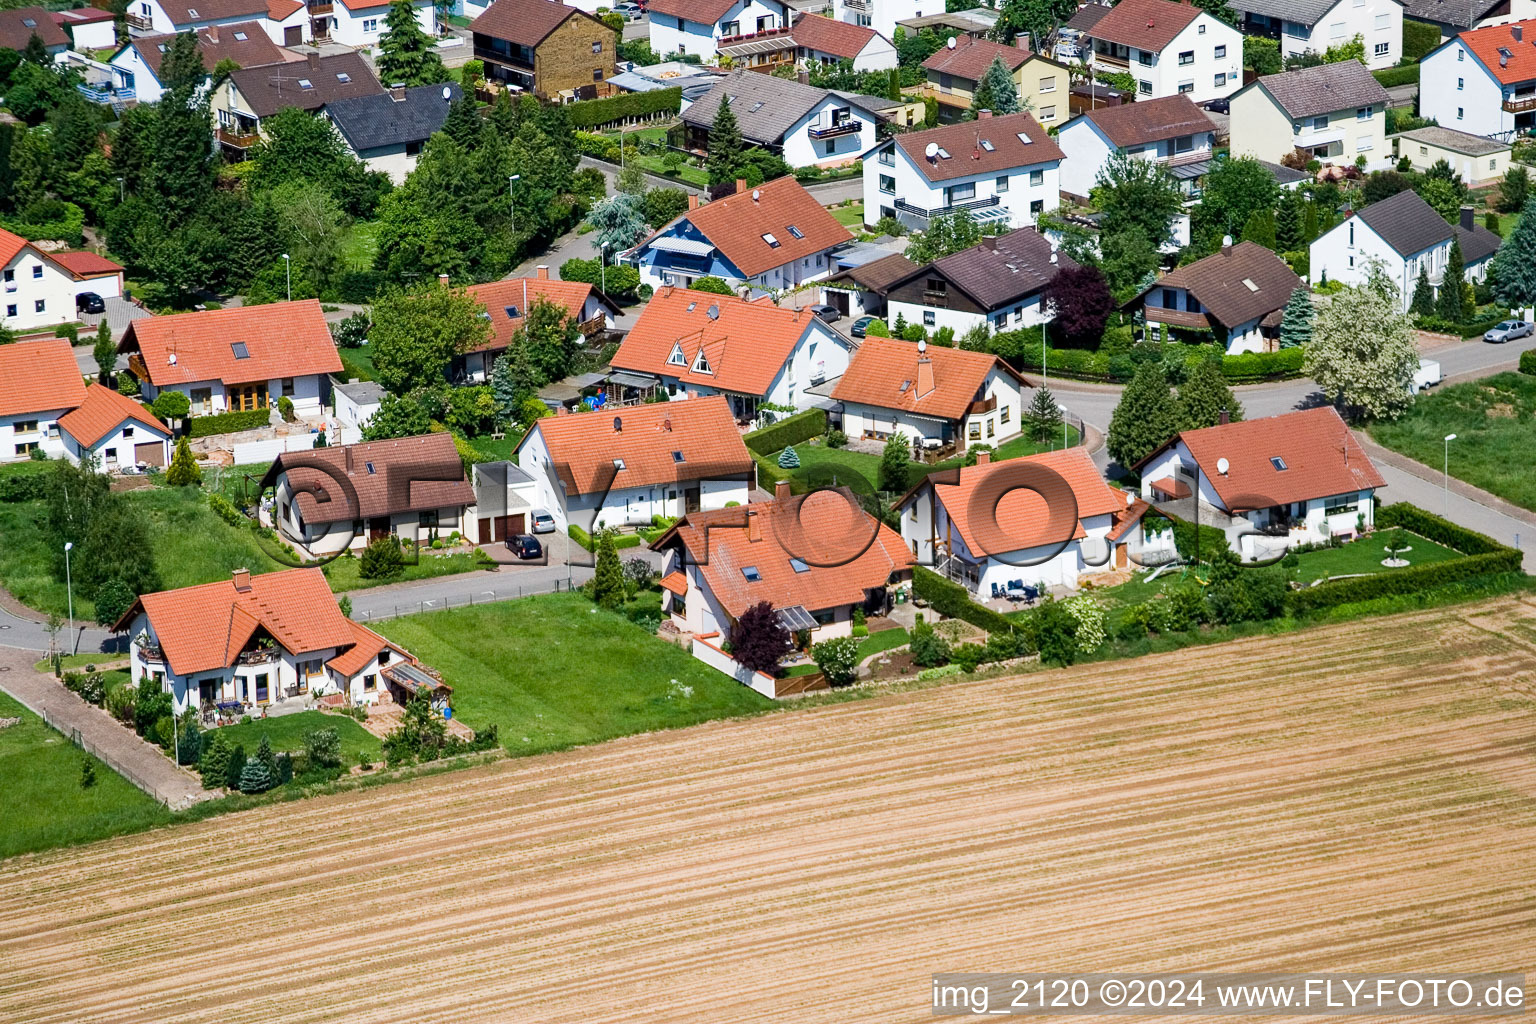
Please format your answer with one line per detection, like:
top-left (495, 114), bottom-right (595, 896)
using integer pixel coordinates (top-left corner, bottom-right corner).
top-left (798, 68), bottom-right (809, 85)
top-left (775, 478), bottom-right (791, 501)
top-left (915, 340), bottom-right (935, 399)
top-left (437, 273), bottom-right (450, 288)
top-left (1221, 233), bottom-right (1233, 256)
top-left (1515, 23), bottom-right (1523, 40)
top-left (1460, 205), bottom-right (1475, 230)
top-left (232, 568), bottom-right (251, 592)
top-left (390, 82), bottom-right (406, 101)
top-left (535, 264), bottom-right (549, 280)
top-left (687, 193), bottom-right (699, 211)
top-left (976, 449), bottom-right (991, 465)
top-left (978, 108), bottom-right (992, 119)
top-left (307, 50), bottom-right (320, 70)
top-left (736, 177), bottom-right (748, 195)
top-left (1219, 408), bottom-right (1230, 425)
top-left (746, 509), bottom-right (761, 542)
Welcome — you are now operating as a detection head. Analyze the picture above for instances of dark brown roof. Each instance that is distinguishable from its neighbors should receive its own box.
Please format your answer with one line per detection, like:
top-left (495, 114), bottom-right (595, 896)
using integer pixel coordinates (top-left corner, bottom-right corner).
top-left (1086, 0), bottom-right (1202, 52)
top-left (892, 111), bottom-right (1063, 183)
top-left (469, 0), bottom-right (607, 48)
top-left (227, 52), bottom-right (383, 118)
top-left (1065, 3), bottom-right (1111, 30)
top-left (894, 228), bottom-right (1076, 311)
top-left (154, 0), bottom-right (266, 27)
top-left (789, 13), bottom-right (880, 59)
top-left (1248, 60), bottom-right (1390, 120)
top-left (134, 21), bottom-right (286, 82)
top-left (259, 432), bottom-right (475, 526)
top-left (1069, 93), bottom-right (1214, 147)
top-left (1141, 241), bottom-right (1299, 330)
top-left (823, 252), bottom-right (918, 295)
top-left (0, 7), bottom-right (68, 50)
top-left (922, 35), bottom-right (1031, 82)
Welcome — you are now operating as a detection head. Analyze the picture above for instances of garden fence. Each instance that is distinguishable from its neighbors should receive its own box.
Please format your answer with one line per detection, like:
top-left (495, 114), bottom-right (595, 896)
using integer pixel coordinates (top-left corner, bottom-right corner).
top-left (350, 576), bottom-right (576, 624)
top-left (42, 707), bottom-right (172, 808)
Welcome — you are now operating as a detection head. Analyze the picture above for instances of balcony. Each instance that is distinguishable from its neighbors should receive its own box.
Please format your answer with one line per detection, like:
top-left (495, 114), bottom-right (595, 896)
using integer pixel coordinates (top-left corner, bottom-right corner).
top-left (1504, 93), bottom-right (1536, 113)
top-left (217, 127), bottom-right (260, 150)
top-left (577, 312), bottom-right (608, 336)
top-left (76, 83), bottom-right (134, 105)
top-left (127, 352), bottom-right (148, 380)
top-left (894, 194), bottom-right (1000, 220)
top-left (807, 118), bottom-right (863, 140)
top-left (1142, 304), bottom-right (1210, 329)
top-left (307, 0), bottom-right (332, 11)
top-left (237, 648), bottom-right (279, 666)
top-left (967, 395), bottom-right (997, 416)
top-left (842, 0), bottom-right (869, 9)
top-left (717, 24), bottom-right (789, 45)
top-left (474, 45), bottom-right (533, 70)
top-left (1091, 51), bottom-right (1131, 71)
top-left (125, 12), bottom-right (151, 30)
top-left (137, 643), bottom-right (164, 664)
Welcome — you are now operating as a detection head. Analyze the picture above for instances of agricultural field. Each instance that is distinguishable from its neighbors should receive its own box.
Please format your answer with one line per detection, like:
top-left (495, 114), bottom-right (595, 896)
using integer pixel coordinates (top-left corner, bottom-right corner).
top-left (6, 596), bottom-right (1536, 1022)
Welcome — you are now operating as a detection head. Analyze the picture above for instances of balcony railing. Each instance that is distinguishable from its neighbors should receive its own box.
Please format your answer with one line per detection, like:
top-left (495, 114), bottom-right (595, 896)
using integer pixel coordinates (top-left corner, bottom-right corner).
top-left (894, 194), bottom-right (1000, 220)
top-left (76, 83), bottom-right (134, 105)
top-left (474, 45), bottom-right (532, 69)
top-left (1142, 304), bottom-right (1210, 329)
top-left (237, 648), bottom-right (278, 665)
top-left (717, 24), bottom-right (789, 44)
top-left (1092, 51), bottom-right (1131, 71)
top-left (577, 313), bottom-right (607, 336)
top-left (807, 118), bottom-right (863, 140)
top-left (138, 644), bottom-right (164, 663)
top-left (967, 395), bottom-right (997, 416)
top-left (1504, 94), bottom-right (1536, 113)
top-left (308, 0), bottom-right (333, 11)
top-left (842, 0), bottom-right (869, 9)
top-left (125, 13), bottom-right (151, 30)
top-left (217, 127), bottom-right (260, 149)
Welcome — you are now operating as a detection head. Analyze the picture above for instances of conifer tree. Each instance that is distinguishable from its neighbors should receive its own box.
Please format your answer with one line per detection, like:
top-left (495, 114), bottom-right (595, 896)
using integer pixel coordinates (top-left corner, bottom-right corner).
top-left (1436, 234), bottom-right (1465, 321)
top-left (591, 529), bottom-right (625, 609)
top-left (1027, 385), bottom-right (1062, 444)
top-left (777, 445), bottom-right (800, 468)
top-left (1177, 359), bottom-right (1244, 430)
top-left (1493, 195), bottom-right (1536, 311)
top-left (1279, 286), bottom-right (1313, 349)
top-left (1106, 361), bottom-right (1179, 468)
top-left (165, 437), bottom-right (202, 486)
top-left (707, 97), bottom-right (742, 186)
top-left (377, 0), bottom-right (448, 86)
top-left (1410, 264), bottom-right (1435, 317)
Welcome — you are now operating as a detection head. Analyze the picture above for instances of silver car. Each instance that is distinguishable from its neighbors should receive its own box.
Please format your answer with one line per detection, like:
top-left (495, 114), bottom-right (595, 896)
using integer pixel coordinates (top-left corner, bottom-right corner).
top-left (1484, 319), bottom-right (1535, 343)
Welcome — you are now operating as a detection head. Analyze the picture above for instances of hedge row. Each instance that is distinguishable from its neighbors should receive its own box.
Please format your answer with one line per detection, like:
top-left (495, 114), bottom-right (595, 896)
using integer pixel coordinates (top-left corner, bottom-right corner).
top-left (1375, 503), bottom-right (1507, 556)
top-left (1372, 63), bottom-right (1420, 87)
top-left (1521, 349), bottom-right (1536, 376)
top-left (186, 408), bottom-right (272, 437)
top-left (912, 566), bottom-right (1018, 636)
top-left (564, 87), bottom-right (682, 130)
top-left (0, 470), bottom-right (48, 502)
top-left (1009, 344), bottom-right (1303, 384)
top-left (1415, 309), bottom-right (1510, 339)
top-left (1402, 18), bottom-right (1442, 61)
top-left (566, 524), bottom-right (644, 551)
top-left (1288, 549), bottom-right (1523, 614)
top-left (744, 408), bottom-right (826, 456)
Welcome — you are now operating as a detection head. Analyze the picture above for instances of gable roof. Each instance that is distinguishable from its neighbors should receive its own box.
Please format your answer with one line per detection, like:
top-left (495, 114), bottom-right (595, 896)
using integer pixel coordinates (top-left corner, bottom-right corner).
top-left (116, 568), bottom-right (361, 677)
top-left (154, 0), bottom-right (267, 27)
top-left (469, 0), bottom-right (602, 47)
top-left (894, 228), bottom-right (1076, 311)
top-left (892, 111), bottom-right (1063, 183)
top-left (1138, 407), bottom-right (1384, 510)
top-left (652, 489), bottom-right (913, 619)
top-left (326, 619), bottom-right (410, 678)
top-left (1085, 0), bottom-right (1203, 52)
top-left (681, 70), bottom-right (865, 147)
top-left (326, 82), bottom-right (461, 153)
top-left (1065, 4), bottom-right (1111, 30)
top-left (790, 13), bottom-right (883, 58)
top-left (1228, 0), bottom-right (1350, 27)
top-left (823, 251), bottom-right (919, 295)
top-left (1450, 19), bottom-right (1536, 83)
top-left (120, 299), bottom-right (344, 387)
top-left (58, 384), bottom-right (169, 449)
top-left (921, 35), bottom-right (1032, 81)
top-left (897, 447), bottom-right (1126, 555)
top-left (517, 395), bottom-right (754, 497)
top-left (227, 52), bottom-right (383, 118)
top-left (0, 338), bottom-right (85, 418)
top-left (612, 287), bottom-right (824, 396)
top-left (49, 251), bottom-right (125, 278)
top-left (663, 175), bottom-right (852, 278)
top-left (1141, 241), bottom-right (1300, 329)
top-left (646, 0), bottom-right (779, 28)
top-left (1065, 93), bottom-right (1213, 148)
top-left (1456, 221), bottom-right (1503, 264)
top-left (1353, 188), bottom-right (1456, 257)
top-left (1247, 60), bottom-right (1389, 120)
top-left (259, 432), bottom-right (475, 526)
top-left (0, 6), bottom-right (74, 50)
top-left (1403, 0), bottom-right (1507, 31)
top-left (832, 336), bottom-right (1026, 421)
top-left (132, 21), bottom-right (286, 82)
top-left (463, 275), bottom-right (617, 354)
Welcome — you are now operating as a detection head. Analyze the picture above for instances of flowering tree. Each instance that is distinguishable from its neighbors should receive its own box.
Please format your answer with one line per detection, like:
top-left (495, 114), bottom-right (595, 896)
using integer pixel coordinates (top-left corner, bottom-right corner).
top-left (1304, 266), bottom-right (1418, 420)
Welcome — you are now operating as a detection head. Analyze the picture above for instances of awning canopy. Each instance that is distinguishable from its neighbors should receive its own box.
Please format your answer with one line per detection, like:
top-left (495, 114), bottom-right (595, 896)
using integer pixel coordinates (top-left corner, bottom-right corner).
top-left (648, 236), bottom-right (716, 257)
top-left (382, 661), bottom-right (452, 697)
top-left (659, 571), bottom-right (688, 596)
top-left (718, 36), bottom-right (793, 57)
top-left (1168, 159), bottom-right (1210, 180)
top-left (776, 605), bottom-right (819, 632)
top-left (1150, 477), bottom-right (1192, 500)
top-left (608, 370), bottom-right (661, 388)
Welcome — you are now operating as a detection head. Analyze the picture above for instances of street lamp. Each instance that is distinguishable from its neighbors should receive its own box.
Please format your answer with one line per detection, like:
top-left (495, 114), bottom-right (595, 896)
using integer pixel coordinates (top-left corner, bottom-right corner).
top-left (599, 242), bottom-right (607, 294)
top-left (1040, 322), bottom-right (1047, 390)
top-left (63, 541), bottom-right (75, 656)
top-left (1443, 432), bottom-right (1457, 516)
top-left (1058, 402), bottom-right (1069, 451)
top-left (281, 253), bottom-right (291, 302)
top-left (508, 174), bottom-right (521, 233)
top-left (116, 176), bottom-right (124, 203)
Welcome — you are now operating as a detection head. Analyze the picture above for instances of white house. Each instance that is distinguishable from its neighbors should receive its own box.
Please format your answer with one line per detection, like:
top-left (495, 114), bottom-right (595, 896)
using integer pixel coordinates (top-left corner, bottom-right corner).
top-left (896, 446), bottom-right (1139, 594)
top-left (1421, 19), bottom-right (1536, 140)
top-left (514, 396), bottom-right (757, 533)
top-left (610, 285), bottom-right (856, 423)
top-left (110, 22), bottom-right (289, 104)
top-left (879, 227), bottom-right (1074, 336)
top-left (260, 432), bottom-right (477, 556)
top-left (1308, 189), bottom-right (1502, 311)
top-left (322, 0), bottom-right (433, 47)
top-left (52, 7), bottom-right (119, 51)
top-left (832, 336), bottom-right (1028, 453)
top-left (114, 567), bottom-right (428, 713)
top-left (0, 339), bottom-right (85, 463)
top-left (651, 480), bottom-right (915, 643)
top-left (456, 269), bottom-right (621, 383)
top-left (1055, 93), bottom-right (1217, 200)
top-left (1135, 406), bottom-right (1385, 559)
top-left (789, 13), bottom-right (897, 71)
top-left (1082, 0), bottom-right (1242, 103)
top-left (469, 459), bottom-right (541, 544)
top-left (1229, 60), bottom-right (1391, 167)
top-left (58, 384), bottom-right (172, 471)
top-left (1132, 240), bottom-right (1302, 354)
top-left (0, 230), bottom-right (127, 333)
top-left (625, 175), bottom-right (853, 293)
top-left (1229, 0), bottom-right (1403, 69)
top-left (833, 0), bottom-right (926, 40)
top-left (333, 379), bottom-right (384, 433)
top-left (680, 70), bottom-right (881, 170)
top-left (1391, 125), bottom-right (1512, 185)
top-left (862, 110), bottom-right (1062, 232)
top-left (125, 0), bottom-right (303, 44)
top-left (119, 299), bottom-right (344, 418)
top-left (324, 82), bottom-right (460, 186)
top-left (646, 0), bottom-right (790, 59)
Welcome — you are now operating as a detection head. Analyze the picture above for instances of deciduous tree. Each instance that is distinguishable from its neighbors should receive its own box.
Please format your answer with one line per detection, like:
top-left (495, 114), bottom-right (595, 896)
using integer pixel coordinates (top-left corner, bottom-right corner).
top-left (904, 210), bottom-right (985, 263)
top-left (731, 600), bottom-right (790, 674)
top-left (1304, 274), bottom-right (1418, 420)
top-left (370, 284), bottom-right (491, 394)
top-left (362, 393), bottom-right (431, 440)
top-left (878, 431), bottom-right (910, 493)
top-left (1042, 263), bottom-right (1113, 348)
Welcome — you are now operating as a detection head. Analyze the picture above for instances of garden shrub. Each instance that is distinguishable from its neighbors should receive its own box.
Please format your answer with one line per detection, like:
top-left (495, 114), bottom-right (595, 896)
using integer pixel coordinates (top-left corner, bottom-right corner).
top-left (1371, 63), bottom-right (1419, 87)
top-left (360, 535), bottom-right (406, 579)
top-left (1415, 309), bottom-right (1512, 338)
top-left (187, 408), bottom-right (271, 437)
top-left (54, 323), bottom-right (78, 344)
top-left (812, 635), bottom-right (862, 686)
top-left (911, 566), bottom-right (1017, 635)
top-left (564, 87), bottom-right (682, 129)
top-left (743, 408), bottom-right (826, 456)
top-left (1287, 550), bottom-right (1523, 614)
top-left (1522, 350), bottom-right (1536, 376)
top-left (909, 617), bottom-right (952, 667)
top-left (951, 643), bottom-right (984, 672)
top-left (208, 493), bottom-right (246, 526)
top-left (566, 523), bottom-right (642, 551)
top-left (0, 470), bottom-right (47, 502)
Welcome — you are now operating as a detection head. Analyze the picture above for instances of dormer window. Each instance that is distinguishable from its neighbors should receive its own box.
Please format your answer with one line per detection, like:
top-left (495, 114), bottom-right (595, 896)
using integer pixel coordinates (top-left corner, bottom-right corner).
top-left (667, 342), bottom-right (686, 366)
top-left (691, 348), bottom-right (712, 374)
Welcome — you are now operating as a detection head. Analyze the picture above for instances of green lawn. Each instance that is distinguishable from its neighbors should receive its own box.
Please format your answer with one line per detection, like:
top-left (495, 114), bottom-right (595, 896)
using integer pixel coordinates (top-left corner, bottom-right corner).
top-left (462, 431), bottom-right (526, 463)
top-left (858, 626), bottom-right (910, 658)
top-left (603, 128), bottom-right (709, 186)
top-left (338, 345), bottom-right (375, 383)
top-left (0, 691), bottom-right (173, 861)
top-left (320, 549), bottom-right (489, 591)
top-left (1370, 372), bottom-right (1536, 511)
top-left (213, 710), bottom-right (381, 767)
top-left (1290, 531), bottom-right (1461, 583)
top-left (831, 203), bottom-right (864, 227)
top-left (374, 592), bottom-right (771, 755)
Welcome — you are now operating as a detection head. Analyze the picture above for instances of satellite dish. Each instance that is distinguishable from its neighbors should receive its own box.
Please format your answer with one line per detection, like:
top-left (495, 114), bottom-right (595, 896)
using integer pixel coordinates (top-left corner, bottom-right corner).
top-left (917, 337), bottom-right (927, 353)
top-left (1217, 457), bottom-right (1230, 475)
top-left (946, 35), bottom-right (957, 48)
top-left (442, 85), bottom-right (451, 100)
top-left (752, 188), bottom-right (761, 200)
top-left (925, 141), bottom-right (939, 159)
top-left (168, 352), bottom-right (177, 365)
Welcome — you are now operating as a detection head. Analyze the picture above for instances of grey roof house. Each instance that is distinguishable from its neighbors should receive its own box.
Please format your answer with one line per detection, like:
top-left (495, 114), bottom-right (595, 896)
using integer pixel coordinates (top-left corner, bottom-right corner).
top-left (324, 82), bottom-right (462, 185)
top-left (680, 70), bottom-right (886, 169)
top-left (1229, 60), bottom-right (1390, 166)
top-left (878, 228), bottom-right (1078, 334)
top-left (214, 51), bottom-right (384, 155)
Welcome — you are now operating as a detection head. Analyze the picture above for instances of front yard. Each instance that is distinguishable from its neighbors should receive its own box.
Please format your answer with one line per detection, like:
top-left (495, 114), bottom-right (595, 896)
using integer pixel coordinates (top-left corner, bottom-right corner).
top-left (602, 127), bottom-right (709, 187)
top-left (374, 592), bottom-right (770, 755)
top-left (214, 710), bottom-right (382, 767)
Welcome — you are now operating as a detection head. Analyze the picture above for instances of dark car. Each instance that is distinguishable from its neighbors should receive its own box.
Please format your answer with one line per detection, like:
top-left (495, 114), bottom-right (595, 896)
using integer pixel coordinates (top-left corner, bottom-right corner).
top-left (850, 315), bottom-right (879, 338)
top-left (509, 533), bottom-right (543, 560)
top-left (808, 302), bottom-right (842, 323)
top-left (76, 292), bottom-right (105, 314)
top-left (1201, 97), bottom-right (1230, 114)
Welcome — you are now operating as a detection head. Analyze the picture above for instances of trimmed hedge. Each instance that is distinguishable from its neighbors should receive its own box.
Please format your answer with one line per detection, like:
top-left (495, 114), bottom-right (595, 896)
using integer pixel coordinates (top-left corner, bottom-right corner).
top-left (1402, 19), bottom-right (1442, 62)
top-left (1007, 341), bottom-right (1304, 383)
top-left (1372, 63), bottom-right (1420, 87)
top-left (0, 469), bottom-right (49, 502)
top-left (567, 524), bottom-right (643, 551)
top-left (1221, 347), bottom-right (1305, 381)
top-left (1521, 349), bottom-right (1536, 376)
top-left (564, 87), bottom-right (682, 130)
top-left (1375, 503), bottom-right (1506, 555)
top-left (1287, 549), bottom-right (1523, 614)
top-left (1415, 309), bottom-right (1511, 338)
top-left (744, 408), bottom-right (826, 456)
top-left (912, 566), bottom-right (1018, 635)
top-left (186, 408), bottom-right (272, 437)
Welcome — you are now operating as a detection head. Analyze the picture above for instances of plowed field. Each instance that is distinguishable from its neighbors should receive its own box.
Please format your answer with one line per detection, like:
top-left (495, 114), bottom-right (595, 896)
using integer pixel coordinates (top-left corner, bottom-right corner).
top-left (4, 597), bottom-right (1536, 1024)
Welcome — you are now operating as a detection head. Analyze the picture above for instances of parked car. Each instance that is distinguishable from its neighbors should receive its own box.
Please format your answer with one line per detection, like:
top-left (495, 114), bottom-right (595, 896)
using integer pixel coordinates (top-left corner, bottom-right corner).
top-left (509, 534), bottom-right (543, 560)
top-left (529, 509), bottom-right (556, 534)
top-left (76, 292), bottom-right (105, 314)
top-left (1484, 319), bottom-right (1534, 343)
top-left (1411, 358), bottom-right (1442, 395)
top-left (808, 302), bottom-right (841, 324)
top-left (1200, 97), bottom-right (1229, 114)
top-left (850, 315), bottom-right (879, 338)
top-left (615, 2), bottom-right (643, 18)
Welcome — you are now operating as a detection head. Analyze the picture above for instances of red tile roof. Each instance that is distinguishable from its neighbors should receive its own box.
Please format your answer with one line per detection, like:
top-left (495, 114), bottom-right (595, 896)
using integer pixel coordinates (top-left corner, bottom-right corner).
top-left (653, 488), bottom-right (914, 618)
top-left (1070, 93), bottom-right (1214, 148)
top-left (121, 299), bottom-right (343, 388)
top-left (0, 227), bottom-right (30, 268)
top-left (463, 276), bottom-right (609, 355)
top-left (49, 250), bottom-right (124, 278)
top-left (326, 619), bottom-right (410, 677)
top-left (893, 111), bottom-right (1063, 182)
top-left (678, 175), bottom-right (851, 278)
top-left (1457, 19), bottom-right (1536, 84)
top-left (115, 568), bottom-right (359, 677)
top-left (469, 0), bottom-right (599, 47)
top-left (517, 395), bottom-right (754, 497)
top-left (645, 0), bottom-right (740, 28)
top-left (790, 13), bottom-right (880, 59)
top-left (0, 338), bottom-right (85, 418)
top-left (612, 286), bottom-right (822, 397)
top-left (832, 336), bottom-right (1025, 422)
top-left (1086, 0), bottom-right (1203, 52)
top-left (57, 384), bottom-right (168, 448)
top-left (260, 432), bottom-right (475, 526)
top-left (1142, 407), bottom-right (1385, 510)
top-left (267, 0), bottom-right (303, 18)
top-left (901, 447), bottom-right (1126, 555)
top-left (659, 570), bottom-right (688, 596)
top-left (922, 35), bottom-right (1032, 81)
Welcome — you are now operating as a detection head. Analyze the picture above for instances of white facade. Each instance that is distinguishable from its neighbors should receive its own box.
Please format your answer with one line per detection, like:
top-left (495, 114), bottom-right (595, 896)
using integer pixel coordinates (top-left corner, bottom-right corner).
top-left (863, 140), bottom-right (1061, 232)
top-left (1229, 84), bottom-right (1389, 166)
top-left (1240, 0), bottom-right (1403, 69)
top-left (1055, 114), bottom-right (1216, 199)
top-left (126, 0), bottom-right (257, 35)
top-left (0, 407), bottom-right (71, 462)
top-left (109, 43), bottom-right (167, 103)
top-left (137, 372), bottom-right (327, 417)
top-left (0, 247), bottom-right (108, 332)
top-left (1421, 38), bottom-right (1520, 139)
top-left (60, 417), bottom-right (171, 470)
top-left (1142, 281), bottom-right (1270, 354)
top-left (780, 94), bottom-right (881, 168)
top-left (1090, 13), bottom-right (1243, 102)
top-left (840, 366), bottom-right (1025, 452)
top-left (270, 474), bottom-right (469, 555)
top-left (831, 0), bottom-right (925, 40)
top-left (658, 546), bottom-right (857, 642)
top-left (334, 387), bottom-right (381, 431)
top-left (887, 290), bottom-right (1049, 338)
top-left (655, 319), bottom-right (852, 414)
top-left (66, 17), bottom-right (118, 51)
top-left (1307, 214), bottom-right (1490, 312)
top-left (323, 1), bottom-right (433, 48)
top-left (802, 32), bottom-right (898, 72)
top-left (649, 0), bottom-right (788, 59)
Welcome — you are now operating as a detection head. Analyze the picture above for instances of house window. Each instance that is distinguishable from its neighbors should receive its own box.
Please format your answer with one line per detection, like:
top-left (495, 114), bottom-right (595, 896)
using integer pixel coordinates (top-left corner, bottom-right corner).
top-left (1491, 158), bottom-right (1499, 170)
top-left (996, 175), bottom-right (1009, 192)
top-left (1214, 44), bottom-right (1225, 58)
top-left (1138, 80), bottom-right (1152, 95)
top-left (1000, 406), bottom-right (1009, 424)
top-left (406, 140), bottom-right (422, 156)
top-left (879, 174), bottom-right (895, 193)
top-left (878, 149), bottom-right (894, 165)
top-left (1039, 104), bottom-right (1055, 120)
top-left (1029, 169), bottom-right (1044, 186)
top-left (1324, 497), bottom-right (1358, 516)
top-left (986, 418), bottom-right (995, 438)
top-left (281, 378), bottom-right (295, 397)
top-left (923, 310), bottom-right (935, 325)
top-left (1178, 81), bottom-right (1195, 94)
top-left (419, 510), bottom-right (439, 528)
top-left (592, 40), bottom-right (602, 53)
top-left (1356, 135), bottom-right (1372, 152)
top-left (379, 649), bottom-right (392, 666)
top-left (925, 277), bottom-right (947, 295)
top-left (1174, 134), bottom-right (1193, 154)
top-left (34, 300), bottom-right (43, 313)
top-left (31, 265), bottom-right (41, 279)
top-left (122, 427), bottom-right (134, 439)
top-left (1178, 50), bottom-right (1193, 65)
top-left (1213, 72), bottom-right (1226, 87)
top-left (1375, 41), bottom-right (1389, 56)
top-left (1357, 106), bottom-right (1371, 120)
top-left (1039, 76), bottom-right (1055, 92)
top-left (1457, 107), bottom-right (1464, 120)
top-left (1137, 50), bottom-right (1152, 66)
top-left (1457, 78), bottom-right (1464, 90)
top-left (721, 19), bottom-right (739, 34)
top-left (1198, 22), bottom-right (1205, 32)
top-left (944, 182), bottom-right (975, 203)
top-left (1330, 20), bottom-right (1344, 36)
top-left (994, 313), bottom-right (1007, 329)
top-left (363, 17), bottom-right (376, 29)
top-left (13, 442), bottom-right (36, 457)
top-left (5, 305), bottom-right (14, 318)
top-left (594, 69), bottom-right (604, 82)
top-left (363, 674), bottom-right (376, 691)
top-left (1458, 48), bottom-right (1464, 60)
top-left (824, 140), bottom-right (835, 155)
top-left (1013, 306), bottom-right (1023, 323)
top-left (1374, 12), bottom-right (1388, 27)
top-left (14, 420), bottom-right (37, 433)
top-left (1030, 199), bottom-right (1044, 215)
top-left (968, 422), bottom-right (981, 440)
